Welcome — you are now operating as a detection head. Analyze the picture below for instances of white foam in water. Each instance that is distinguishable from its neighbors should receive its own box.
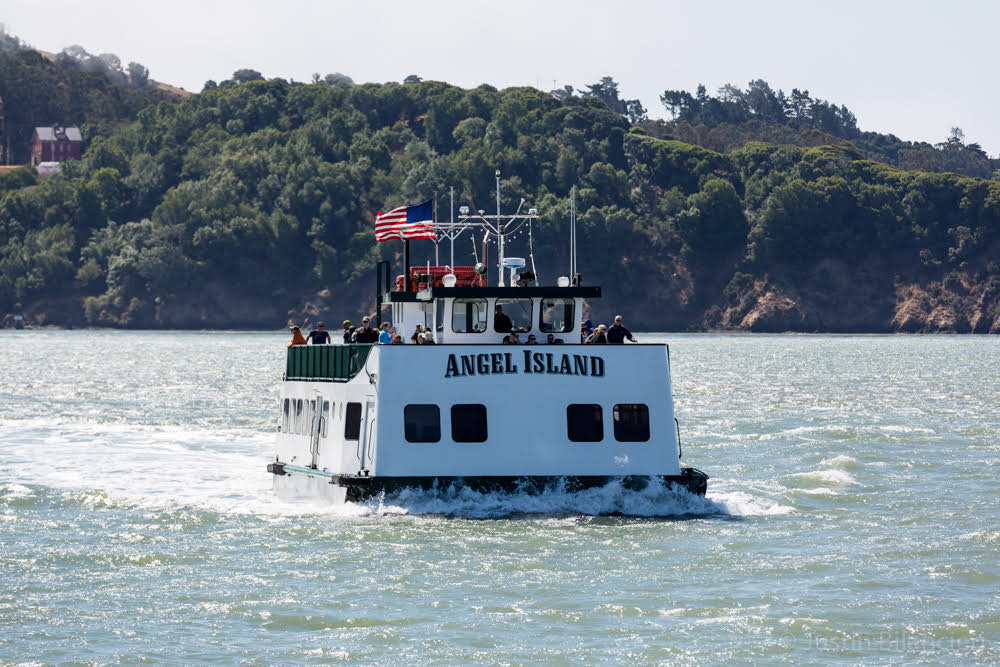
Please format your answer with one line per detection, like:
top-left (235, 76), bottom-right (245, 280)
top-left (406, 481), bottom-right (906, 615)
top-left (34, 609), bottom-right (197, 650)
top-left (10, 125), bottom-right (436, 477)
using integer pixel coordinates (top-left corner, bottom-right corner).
top-left (0, 417), bottom-right (280, 515)
top-left (0, 418), bottom-right (786, 520)
top-left (709, 490), bottom-right (795, 516)
top-left (350, 478), bottom-right (729, 519)
top-left (819, 455), bottom-right (859, 469)
top-left (784, 469), bottom-right (859, 487)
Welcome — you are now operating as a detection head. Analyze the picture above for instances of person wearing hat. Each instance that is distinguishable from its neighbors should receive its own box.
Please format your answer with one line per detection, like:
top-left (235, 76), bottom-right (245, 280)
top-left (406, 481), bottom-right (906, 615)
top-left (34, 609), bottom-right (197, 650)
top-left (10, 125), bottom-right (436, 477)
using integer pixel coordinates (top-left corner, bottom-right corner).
top-left (306, 322), bottom-right (331, 345)
top-left (288, 325), bottom-right (307, 347)
top-left (421, 331), bottom-right (435, 345)
top-left (580, 318), bottom-right (594, 343)
top-left (351, 316), bottom-right (379, 343)
top-left (342, 320), bottom-right (355, 344)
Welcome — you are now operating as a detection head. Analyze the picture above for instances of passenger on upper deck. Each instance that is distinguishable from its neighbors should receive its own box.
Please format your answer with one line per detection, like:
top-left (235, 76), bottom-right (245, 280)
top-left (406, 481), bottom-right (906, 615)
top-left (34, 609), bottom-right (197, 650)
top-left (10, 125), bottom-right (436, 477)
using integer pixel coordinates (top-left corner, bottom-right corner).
top-left (352, 317), bottom-right (379, 344)
top-left (378, 322), bottom-right (392, 344)
top-left (580, 319), bottom-right (594, 343)
top-left (494, 305), bottom-right (513, 333)
top-left (422, 332), bottom-right (436, 345)
top-left (606, 315), bottom-right (638, 344)
top-left (342, 320), bottom-right (355, 343)
top-left (306, 322), bottom-right (331, 344)
top-left (391, 333), bottom-right (403, 344)
top-left (410, 324), bottom-right (424, 344)
top-left (526, 334), bottom-right (538, 344)
top-left (585, 325), bottom-right (608, 344)
top-left (288, 325), bottom-right (307, 347)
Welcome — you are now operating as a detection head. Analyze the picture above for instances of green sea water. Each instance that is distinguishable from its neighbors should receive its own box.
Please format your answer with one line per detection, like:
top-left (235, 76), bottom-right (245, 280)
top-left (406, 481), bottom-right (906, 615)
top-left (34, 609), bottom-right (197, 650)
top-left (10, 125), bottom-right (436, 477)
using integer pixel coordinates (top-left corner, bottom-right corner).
top-left (1, 331), bottom-right (997, 664)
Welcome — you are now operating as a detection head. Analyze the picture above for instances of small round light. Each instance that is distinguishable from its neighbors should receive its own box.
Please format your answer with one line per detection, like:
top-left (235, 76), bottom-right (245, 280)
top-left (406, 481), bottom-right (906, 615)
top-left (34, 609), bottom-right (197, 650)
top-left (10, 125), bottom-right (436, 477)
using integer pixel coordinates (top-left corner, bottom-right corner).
top-left (442, 274), bottom-right (457, 287)
top-left (557, 276), bottom-right (570, 287)
top-left (459, 205), bottom-right (469, 216)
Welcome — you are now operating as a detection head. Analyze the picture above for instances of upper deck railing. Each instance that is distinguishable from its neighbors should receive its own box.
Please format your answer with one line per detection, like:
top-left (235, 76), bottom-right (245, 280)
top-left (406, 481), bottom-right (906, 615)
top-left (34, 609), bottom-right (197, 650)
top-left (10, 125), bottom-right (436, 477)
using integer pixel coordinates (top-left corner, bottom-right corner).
top-left (286, 344), bottom-right (373, 381)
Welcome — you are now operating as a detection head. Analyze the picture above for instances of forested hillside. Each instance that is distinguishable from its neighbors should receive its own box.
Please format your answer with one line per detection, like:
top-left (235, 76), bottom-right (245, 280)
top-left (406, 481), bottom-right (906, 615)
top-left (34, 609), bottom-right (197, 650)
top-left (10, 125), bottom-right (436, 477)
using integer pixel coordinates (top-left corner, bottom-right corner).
top-left (2, 66), bottom-right (1000, 332)
top-left (651, 80), bottom-right (997, 180)
top-left (0, 48), bottom-right (172, 164)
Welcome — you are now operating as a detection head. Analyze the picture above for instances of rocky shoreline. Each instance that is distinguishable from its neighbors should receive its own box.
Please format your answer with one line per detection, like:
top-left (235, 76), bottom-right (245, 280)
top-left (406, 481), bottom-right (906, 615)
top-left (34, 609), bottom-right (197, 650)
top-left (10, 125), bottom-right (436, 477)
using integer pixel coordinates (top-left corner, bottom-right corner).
top-left (6, 277), bottom-right (999, 333)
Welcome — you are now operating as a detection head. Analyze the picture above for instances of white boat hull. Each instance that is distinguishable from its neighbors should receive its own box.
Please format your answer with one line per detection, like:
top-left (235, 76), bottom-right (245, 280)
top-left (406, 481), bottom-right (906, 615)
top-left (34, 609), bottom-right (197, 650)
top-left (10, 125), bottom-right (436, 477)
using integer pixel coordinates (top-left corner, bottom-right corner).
top-left (269, 344), bottom-right (707, 501)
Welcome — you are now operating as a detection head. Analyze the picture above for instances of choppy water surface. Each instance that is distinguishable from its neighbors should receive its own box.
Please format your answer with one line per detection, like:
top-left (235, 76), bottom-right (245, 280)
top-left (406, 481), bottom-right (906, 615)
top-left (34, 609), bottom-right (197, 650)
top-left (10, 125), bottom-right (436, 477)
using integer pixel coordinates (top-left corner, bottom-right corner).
top-left (1, 331), bottom-right (998, 664)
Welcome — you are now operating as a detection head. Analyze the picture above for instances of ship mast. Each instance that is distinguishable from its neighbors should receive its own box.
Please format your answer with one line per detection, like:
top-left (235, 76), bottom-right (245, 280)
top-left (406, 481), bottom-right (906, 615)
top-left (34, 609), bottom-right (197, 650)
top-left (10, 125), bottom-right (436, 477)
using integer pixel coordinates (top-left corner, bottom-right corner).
top-left (434, 170), bottom-right (537, 286)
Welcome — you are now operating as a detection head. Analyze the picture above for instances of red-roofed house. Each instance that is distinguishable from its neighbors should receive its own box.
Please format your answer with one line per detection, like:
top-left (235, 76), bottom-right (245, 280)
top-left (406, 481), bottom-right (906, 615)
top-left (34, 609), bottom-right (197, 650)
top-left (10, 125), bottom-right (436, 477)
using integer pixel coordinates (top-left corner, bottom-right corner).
top-left (31, 125), bottom-right (82, 165)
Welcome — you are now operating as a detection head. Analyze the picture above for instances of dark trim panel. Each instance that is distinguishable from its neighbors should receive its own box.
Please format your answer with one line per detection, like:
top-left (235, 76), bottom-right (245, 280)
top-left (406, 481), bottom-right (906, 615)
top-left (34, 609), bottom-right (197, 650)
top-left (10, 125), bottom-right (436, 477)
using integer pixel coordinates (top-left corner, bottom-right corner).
top-left (332, 470), bottom-right (708, 501)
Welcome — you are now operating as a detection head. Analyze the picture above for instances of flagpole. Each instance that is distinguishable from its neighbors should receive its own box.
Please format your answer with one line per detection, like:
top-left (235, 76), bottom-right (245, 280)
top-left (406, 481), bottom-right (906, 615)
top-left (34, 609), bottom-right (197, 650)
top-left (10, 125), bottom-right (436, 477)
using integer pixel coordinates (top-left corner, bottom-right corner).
top-left (433, 191), bottom-right (439, 267)
top-left (404, 239), bottom-right (411, 292)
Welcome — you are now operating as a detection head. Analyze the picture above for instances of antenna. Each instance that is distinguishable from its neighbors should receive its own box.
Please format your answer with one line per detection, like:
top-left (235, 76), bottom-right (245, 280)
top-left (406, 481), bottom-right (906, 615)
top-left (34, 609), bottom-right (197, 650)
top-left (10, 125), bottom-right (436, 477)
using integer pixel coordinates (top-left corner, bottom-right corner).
top-left (496, 170), bottom-right (504, 285)
top-left (439, 170), bottom-right (538, 286)
top-left (569, 185), bottom-right (576, 280)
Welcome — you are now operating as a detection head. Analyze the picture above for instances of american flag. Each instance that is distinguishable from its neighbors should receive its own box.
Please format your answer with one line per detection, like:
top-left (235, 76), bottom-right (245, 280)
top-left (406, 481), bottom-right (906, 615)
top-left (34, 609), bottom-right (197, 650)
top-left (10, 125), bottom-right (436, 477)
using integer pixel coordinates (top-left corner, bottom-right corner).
top-left (375, 200), bottom-right (436, 241)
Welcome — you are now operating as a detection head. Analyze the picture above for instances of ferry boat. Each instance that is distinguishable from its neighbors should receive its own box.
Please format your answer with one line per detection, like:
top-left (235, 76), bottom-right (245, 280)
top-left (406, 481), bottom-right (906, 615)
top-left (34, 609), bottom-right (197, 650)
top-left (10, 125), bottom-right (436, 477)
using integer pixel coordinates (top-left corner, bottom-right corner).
top-left (267, 177), bottom-right (708, 503)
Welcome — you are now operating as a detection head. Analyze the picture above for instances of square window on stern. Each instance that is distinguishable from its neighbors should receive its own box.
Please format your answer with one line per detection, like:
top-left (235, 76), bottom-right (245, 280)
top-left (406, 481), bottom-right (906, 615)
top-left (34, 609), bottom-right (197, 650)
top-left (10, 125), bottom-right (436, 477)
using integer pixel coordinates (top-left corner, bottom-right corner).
top-left (451, 404), bottom-right (487, 443)
top-left (567, 404), bottom-right (603, 442)
top-left (613, 404), bottom-right (650, 442)
top-left (404, 404), bottom-right (440, 443)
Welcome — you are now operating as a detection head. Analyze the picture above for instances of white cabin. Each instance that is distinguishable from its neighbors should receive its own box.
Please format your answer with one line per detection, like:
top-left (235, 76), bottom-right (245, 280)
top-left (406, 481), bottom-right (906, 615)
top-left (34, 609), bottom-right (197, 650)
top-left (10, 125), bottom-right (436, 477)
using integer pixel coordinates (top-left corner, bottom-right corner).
top-left (269, 276), bottom-right (707, 502)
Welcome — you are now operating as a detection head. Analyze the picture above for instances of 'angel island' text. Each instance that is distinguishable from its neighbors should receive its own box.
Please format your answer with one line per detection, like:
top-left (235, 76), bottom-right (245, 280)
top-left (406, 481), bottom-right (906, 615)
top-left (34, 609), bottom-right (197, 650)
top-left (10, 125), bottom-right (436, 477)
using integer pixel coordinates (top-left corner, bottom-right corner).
top-left (444, 352), bottom-right (605, 378)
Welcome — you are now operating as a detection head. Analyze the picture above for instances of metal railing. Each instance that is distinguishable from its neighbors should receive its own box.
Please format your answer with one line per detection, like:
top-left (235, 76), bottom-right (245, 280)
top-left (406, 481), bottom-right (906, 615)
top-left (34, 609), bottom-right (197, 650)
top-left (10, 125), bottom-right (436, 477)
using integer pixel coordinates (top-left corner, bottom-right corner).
top-left (286, 344), bottom-right (373, 381)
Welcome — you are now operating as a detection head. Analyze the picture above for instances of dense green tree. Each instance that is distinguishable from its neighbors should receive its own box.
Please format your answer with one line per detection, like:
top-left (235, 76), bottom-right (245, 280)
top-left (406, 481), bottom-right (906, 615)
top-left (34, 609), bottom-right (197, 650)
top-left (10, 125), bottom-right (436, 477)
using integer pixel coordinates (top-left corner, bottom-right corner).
top-left (127, 61), bottom-right (149, 89)
top-left (1, 62), bottom-right (999, 331)
top-left (674, 179), bottom-right (747, 257)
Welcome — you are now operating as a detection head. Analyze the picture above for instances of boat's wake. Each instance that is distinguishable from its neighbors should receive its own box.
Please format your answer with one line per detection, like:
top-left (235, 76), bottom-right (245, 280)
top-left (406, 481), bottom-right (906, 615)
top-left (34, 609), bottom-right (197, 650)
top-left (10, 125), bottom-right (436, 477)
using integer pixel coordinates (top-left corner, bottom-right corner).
top-left (345, 479), bottom-right (732, 519)
top-left (0, 418), bottom-right (790, 520)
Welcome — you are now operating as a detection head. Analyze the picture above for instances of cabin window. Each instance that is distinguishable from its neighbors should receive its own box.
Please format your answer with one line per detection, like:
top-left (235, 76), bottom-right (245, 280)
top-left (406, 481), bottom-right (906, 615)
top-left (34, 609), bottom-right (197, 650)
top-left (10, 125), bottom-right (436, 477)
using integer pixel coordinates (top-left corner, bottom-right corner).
top-left (404, 404), bottom-right (441, 443)
top-left (567, 404), bottom-right (603, 442)
top-left (295, 399), bottom-right (304, 434)
top-left (541, 298), bottom-right (575, 333)
top-left (451, 404), bottom-right (487, 442)
top-left (494, 298), bottom-right (532, 333)
top-left (322, 401), bottom-right (330, 437)
top-left (613, 404), bottom-right (650, 442)
top-left (436, 299), bottom-right (445, 332)
top-left (452, 298), bottom-right (488, 333)
top-left (282, 398), bottom-right (290, 432)
top-left (344, 402), bottom-right (362, 441)
top-left (421, 302), bottom-right (434, 332)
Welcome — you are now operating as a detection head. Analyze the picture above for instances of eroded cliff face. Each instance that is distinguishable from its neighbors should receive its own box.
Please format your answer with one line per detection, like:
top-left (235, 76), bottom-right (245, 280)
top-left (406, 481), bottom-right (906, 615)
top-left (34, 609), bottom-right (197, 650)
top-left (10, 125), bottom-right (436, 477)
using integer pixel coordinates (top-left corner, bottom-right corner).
top-left (892, 280), bottom-right (1000, 333)
top-left (6, 264), bottom-right (1000, 334)
top-left (711, 265), bottom-right (1000, 334)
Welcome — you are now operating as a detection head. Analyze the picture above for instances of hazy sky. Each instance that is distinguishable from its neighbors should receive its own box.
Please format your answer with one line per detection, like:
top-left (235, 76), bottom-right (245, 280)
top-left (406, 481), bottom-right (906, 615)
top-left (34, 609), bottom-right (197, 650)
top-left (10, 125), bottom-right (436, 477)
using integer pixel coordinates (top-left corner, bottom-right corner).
top-left (5, 0), bottom-right (998, 155)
